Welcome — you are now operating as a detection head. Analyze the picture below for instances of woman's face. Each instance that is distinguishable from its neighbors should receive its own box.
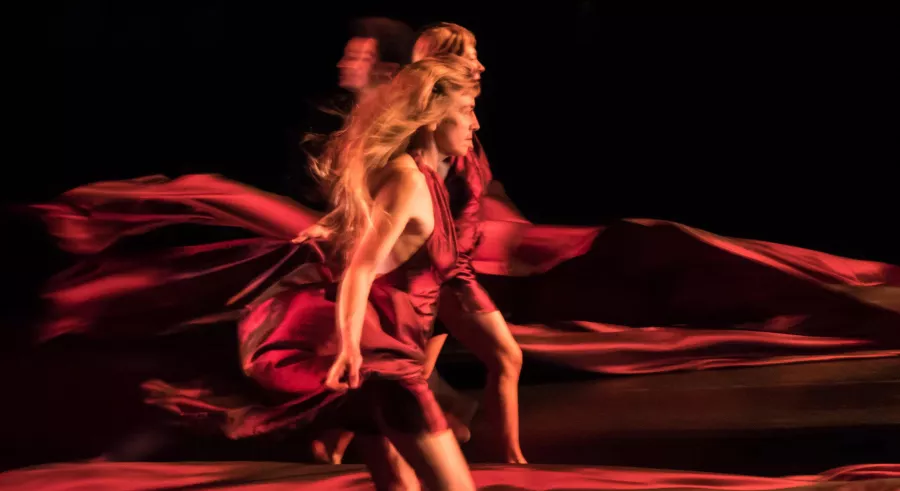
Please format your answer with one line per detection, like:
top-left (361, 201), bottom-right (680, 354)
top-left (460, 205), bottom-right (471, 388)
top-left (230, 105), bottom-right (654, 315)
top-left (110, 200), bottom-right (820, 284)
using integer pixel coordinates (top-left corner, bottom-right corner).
top-left (434, 92), bottom-right (479, 157)
top-left (462, 45), bottom-right (485, 81)
top-left (337, 37), bottom-right (377, 91)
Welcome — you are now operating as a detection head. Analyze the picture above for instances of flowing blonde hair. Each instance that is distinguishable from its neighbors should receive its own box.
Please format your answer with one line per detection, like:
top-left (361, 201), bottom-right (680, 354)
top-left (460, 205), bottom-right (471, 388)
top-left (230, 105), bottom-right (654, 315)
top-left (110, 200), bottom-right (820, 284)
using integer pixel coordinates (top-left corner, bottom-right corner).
top-left (310, 56), bottom-right (479, 263)
top-left (413, 22), bottom-right (477, 61)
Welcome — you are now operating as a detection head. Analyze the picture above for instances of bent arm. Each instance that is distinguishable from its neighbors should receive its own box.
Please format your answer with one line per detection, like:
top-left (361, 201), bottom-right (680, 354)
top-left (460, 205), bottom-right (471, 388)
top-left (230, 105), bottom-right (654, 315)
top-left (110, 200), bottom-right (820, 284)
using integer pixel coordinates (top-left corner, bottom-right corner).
top-left (445, 138), bottom-right (497, 313)
top-left (336, 168), bottom-right (427, 352)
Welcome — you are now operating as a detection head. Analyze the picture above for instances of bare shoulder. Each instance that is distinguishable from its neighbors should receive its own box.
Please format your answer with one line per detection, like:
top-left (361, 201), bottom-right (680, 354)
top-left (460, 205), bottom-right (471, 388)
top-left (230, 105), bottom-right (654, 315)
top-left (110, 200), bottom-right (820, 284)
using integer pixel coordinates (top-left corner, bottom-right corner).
top-left (372, 154), bottom-right (429, 201)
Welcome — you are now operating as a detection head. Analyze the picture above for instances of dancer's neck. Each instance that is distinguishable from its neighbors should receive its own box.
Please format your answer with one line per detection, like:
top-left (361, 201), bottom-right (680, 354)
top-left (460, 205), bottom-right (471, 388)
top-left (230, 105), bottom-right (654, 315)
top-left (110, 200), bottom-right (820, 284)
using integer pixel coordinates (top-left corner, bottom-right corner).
top-left (415, 141), bottom-right (447, 173)
top-left (436, 157), bottom-right (452, 180)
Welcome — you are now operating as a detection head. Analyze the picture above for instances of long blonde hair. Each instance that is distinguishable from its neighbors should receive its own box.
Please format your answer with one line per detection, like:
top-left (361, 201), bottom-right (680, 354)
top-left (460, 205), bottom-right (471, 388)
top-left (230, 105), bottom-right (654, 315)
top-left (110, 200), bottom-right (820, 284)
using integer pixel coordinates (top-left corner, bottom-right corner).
top-left (310, 56), bottom-right (479, 263)
top-left (413, 22), bottom-right (477, 60)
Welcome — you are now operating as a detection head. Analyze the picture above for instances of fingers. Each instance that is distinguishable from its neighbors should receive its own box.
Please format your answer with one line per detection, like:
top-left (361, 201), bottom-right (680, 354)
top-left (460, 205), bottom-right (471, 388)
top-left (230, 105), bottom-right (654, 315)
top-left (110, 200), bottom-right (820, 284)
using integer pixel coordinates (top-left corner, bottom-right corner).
top-left (291, 226), bottom-right (316, 244)
top-left (347, 364), bottom-right (361, 389)
top-left (324, 362), bottom-right (349, 391)
top-left (324, 377), bottom-right (348, 391)
top-left (324, 353), bottom-right (363, 391)
top-left (291, 227), bottom-right (327, 244)
top-left (291, 228), bottom-right (316, 244)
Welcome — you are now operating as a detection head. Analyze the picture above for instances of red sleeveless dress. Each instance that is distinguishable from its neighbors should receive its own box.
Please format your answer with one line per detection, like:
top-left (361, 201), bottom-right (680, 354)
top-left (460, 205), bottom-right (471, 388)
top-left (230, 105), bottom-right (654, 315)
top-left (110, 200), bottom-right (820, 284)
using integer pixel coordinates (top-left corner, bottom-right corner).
top-left (143, 157), bottom-right (459, 438)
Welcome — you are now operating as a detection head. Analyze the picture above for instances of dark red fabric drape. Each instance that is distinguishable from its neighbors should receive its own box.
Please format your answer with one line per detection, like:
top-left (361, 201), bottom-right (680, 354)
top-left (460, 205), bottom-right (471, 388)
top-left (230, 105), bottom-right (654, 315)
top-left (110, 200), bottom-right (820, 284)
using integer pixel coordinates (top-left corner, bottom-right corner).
top-left (33, 174), bottom-right (900, 374)
top-left (1, 461), bottom-right (897, 490)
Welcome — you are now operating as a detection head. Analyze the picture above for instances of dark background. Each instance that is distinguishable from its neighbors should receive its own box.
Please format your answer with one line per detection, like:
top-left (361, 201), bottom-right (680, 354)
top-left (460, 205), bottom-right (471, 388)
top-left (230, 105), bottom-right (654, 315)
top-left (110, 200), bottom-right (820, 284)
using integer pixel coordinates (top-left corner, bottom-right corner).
top-left (1, 3), bottom-right (896, 472)
top-left (39, 6), bottom-right (896, 261)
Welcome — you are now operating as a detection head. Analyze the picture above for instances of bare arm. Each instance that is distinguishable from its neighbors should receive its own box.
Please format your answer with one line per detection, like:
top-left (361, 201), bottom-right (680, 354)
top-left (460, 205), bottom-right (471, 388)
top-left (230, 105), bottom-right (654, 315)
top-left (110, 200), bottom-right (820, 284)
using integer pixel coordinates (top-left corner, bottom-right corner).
top-left (332, 165), bottom-right (428, 379)
top-left (444, 138), bottom-right (498, 314)
top-left (292, 210), bottom-right (335, 243)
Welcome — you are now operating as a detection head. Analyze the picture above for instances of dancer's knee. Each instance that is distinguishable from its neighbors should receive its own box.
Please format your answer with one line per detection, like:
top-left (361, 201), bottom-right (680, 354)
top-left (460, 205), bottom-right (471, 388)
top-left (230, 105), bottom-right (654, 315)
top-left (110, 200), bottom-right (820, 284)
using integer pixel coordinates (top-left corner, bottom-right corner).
top-left (489, 338), bottom-right (522, 379)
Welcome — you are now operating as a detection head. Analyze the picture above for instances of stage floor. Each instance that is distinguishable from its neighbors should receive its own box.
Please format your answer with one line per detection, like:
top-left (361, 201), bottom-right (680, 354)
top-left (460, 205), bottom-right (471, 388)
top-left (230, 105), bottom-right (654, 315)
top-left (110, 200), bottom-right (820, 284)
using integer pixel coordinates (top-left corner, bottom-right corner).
top-left (2, 344), bottom-right (898, 480)
top-left (459, 357), bottom-right (900, 474)
top-left (2, 461), bottom-right (898, 491)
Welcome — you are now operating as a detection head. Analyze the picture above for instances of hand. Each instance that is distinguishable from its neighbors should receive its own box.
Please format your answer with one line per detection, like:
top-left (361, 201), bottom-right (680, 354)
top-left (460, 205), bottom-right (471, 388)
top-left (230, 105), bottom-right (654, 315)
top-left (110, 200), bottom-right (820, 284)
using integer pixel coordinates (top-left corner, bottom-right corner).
top-left (324, 347), bottom-right (362, 391)
top-left (292, 222), bottom-right (332, 244)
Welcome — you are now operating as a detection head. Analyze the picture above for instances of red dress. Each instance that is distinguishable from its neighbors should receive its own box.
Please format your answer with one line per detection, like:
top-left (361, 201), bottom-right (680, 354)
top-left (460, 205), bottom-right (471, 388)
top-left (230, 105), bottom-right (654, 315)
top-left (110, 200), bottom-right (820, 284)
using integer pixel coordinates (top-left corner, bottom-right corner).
top-left (440, 136), bottom-right (497, 314)
top-left (143, 158), bottom-right (458, 438)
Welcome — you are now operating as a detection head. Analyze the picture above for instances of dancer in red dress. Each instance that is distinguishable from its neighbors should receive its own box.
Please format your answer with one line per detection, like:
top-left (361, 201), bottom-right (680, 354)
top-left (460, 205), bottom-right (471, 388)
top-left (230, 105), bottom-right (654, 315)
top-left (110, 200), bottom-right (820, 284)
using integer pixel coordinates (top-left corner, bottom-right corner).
top-left (140, 56), bottom-right (483, 490)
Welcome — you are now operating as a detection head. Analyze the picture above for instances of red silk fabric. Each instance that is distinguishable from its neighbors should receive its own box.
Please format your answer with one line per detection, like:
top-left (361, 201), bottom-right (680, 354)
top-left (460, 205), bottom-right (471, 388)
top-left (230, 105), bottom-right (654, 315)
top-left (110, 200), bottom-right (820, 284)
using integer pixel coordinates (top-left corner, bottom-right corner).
top-left (140, 158), bottom-right (469, 437)
top-left (33, 173), bottom-right (900, 374)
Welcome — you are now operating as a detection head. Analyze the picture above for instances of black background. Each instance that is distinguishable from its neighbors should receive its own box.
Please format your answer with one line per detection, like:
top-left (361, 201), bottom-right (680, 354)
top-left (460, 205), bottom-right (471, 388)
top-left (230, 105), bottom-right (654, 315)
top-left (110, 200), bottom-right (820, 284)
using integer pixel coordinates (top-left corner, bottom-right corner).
top-left (38, 5), bottom-right (896, 261)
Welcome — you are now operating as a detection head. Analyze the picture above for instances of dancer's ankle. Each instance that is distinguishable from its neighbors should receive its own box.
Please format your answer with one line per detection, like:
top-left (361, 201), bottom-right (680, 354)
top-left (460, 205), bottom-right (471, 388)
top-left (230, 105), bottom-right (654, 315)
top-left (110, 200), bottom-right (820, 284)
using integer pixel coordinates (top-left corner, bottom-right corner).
top-left (506, 452), bottom-right (527, 464)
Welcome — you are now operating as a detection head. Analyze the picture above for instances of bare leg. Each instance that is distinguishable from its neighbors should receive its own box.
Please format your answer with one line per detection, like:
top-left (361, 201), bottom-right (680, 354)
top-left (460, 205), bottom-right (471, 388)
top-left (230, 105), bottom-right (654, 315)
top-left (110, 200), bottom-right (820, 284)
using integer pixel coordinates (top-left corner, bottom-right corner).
top-left (385, 428), bottom-right (475, 491)
top-left (312, 428), bottom-right (355, 464)
top-left (357, 435), bottom-right (421, 491)
top-left (423, 333), bottom-right (448, 379)
top-left (424, 334), bottom-right (476, 442)
top-left (313, 334), bottom-right (459, 464)
top-left (428, 370), bottom-right (478, 443)
top-left (439, 301), bottom-right (526, 463)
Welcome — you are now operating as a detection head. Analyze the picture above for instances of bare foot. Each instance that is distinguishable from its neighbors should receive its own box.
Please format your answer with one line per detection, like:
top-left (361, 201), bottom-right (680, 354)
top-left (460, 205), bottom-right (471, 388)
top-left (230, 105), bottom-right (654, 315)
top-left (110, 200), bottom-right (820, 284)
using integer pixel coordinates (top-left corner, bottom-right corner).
top-left (506, 453), bottom-right (528, 464)
top-left (311, 439), bottom-right (346, 464)
top-left (446, 413), bottom-right (471, 443)
top-left (311, 440), bottom-right (334, 464)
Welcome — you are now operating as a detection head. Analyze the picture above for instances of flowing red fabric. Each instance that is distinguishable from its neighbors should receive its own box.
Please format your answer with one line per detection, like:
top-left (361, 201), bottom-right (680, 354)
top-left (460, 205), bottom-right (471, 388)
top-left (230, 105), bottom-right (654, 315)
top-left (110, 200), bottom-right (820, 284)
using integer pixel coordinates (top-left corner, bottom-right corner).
top-left (33, 172), bottom-right (900, 374)
top-left (137, 158), bottom-right (471, 438)
top-left (1, 462), bottom-right (897, 490)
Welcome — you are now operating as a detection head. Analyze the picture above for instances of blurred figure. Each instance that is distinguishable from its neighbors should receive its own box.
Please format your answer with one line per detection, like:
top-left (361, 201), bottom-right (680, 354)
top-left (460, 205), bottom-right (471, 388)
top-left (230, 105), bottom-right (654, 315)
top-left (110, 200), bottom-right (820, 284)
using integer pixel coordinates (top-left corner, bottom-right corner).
top-left (337, 17), bottom-right (415, 102)
top-left (291, 17), bottom-right (415, 207)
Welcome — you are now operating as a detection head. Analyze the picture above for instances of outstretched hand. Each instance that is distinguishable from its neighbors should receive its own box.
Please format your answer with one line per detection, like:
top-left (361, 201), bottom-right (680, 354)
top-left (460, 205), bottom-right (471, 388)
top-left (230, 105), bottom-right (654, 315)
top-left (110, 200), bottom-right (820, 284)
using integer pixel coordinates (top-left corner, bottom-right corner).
top-left (292, 222), bottom-right (332, 244)
top-left (324, 347), bottom-right (362, 391)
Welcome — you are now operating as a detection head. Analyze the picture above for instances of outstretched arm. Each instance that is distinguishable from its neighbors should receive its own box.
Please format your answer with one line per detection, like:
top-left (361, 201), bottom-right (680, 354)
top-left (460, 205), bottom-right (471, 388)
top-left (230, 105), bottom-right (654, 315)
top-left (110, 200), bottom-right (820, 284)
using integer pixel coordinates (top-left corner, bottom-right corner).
top-left (325, 166), bottom-right (428, 390)
top-left (292, 210), bottom-right (335, 243)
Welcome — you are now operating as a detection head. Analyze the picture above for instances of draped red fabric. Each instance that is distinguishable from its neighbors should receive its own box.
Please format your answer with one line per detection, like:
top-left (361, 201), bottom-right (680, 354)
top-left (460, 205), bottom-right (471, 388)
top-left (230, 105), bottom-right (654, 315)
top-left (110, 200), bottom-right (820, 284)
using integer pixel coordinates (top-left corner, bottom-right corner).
top-left (1, 461), bottom-right (897, 490)
top-left (33, 174), bottom-right (900, 374)
top-left (139, 159), bottom-right (468, 439)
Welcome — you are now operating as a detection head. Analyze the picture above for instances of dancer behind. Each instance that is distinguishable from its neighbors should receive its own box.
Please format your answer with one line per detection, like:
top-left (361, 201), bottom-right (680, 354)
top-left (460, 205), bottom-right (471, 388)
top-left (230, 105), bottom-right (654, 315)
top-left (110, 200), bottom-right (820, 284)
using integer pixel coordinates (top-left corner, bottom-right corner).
top-left (413, 23), bottom-right (526, 464)
top-left (307, 17), bottom-right (415, 150)
top-left (293, 17), bottom-right (415, 206)
top-left (337, 17), bottom-right (415, 100)
top-left (302, 22), bottom-right (527, 464)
